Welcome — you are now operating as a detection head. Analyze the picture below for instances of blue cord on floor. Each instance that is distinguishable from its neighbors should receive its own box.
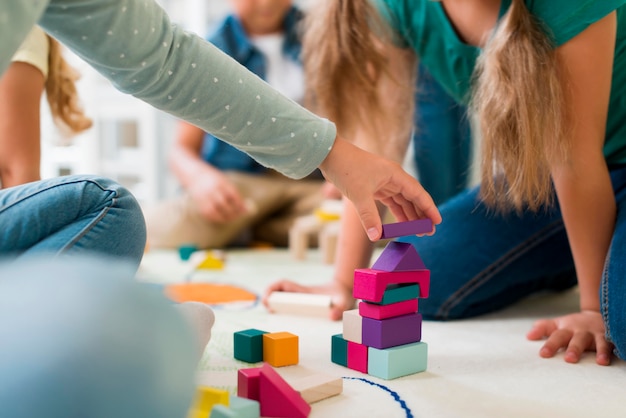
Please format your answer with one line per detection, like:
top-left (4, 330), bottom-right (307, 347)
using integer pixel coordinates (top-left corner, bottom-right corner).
top-left (343, 377), bottom-right (414, 418)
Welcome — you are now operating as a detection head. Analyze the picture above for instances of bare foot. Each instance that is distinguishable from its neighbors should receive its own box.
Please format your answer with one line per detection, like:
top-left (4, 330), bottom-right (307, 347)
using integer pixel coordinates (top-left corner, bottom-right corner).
top-left (263, 279), bottom-right (355, 321)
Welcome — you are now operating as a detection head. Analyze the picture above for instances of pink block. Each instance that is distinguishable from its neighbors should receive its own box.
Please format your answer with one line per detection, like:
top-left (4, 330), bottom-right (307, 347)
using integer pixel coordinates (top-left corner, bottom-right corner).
top-left (259, 363), bottom-right (311, 418)
top-left (372, 241), bottom-right (426, 271)
top-left (353, 268), bottom-right (430, 303)
top-left (237, 367), bottom-right (261, 401)
top-left (347, 341), bottom-right (368, 373)
top-left (359, 299), bottom-right (418, 320)
top-left (381, 219), bottom-right (433, 239)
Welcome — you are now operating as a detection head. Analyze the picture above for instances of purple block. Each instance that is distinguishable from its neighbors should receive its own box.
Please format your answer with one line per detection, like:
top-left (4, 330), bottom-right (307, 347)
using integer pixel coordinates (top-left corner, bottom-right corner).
top-left (372, 241), bottom-right (426, 271)
top-left (362, 313), bottom-right (422, 349)
top-left (381, 219), bottom-right (433, 239)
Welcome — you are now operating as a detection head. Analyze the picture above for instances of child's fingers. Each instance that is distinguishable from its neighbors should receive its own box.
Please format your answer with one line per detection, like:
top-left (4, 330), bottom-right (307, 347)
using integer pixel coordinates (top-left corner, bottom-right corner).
top-left (595, 335), bottom-right (613, 366)
top-left (564, 332), bottom-right (594, 363)
top-left (539, 329), bottom-right (573, 358)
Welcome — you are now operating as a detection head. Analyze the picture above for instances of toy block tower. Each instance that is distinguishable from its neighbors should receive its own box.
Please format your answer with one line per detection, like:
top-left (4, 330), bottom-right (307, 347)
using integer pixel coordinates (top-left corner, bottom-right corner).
top-left (331, 219), bottom-right (432, 380)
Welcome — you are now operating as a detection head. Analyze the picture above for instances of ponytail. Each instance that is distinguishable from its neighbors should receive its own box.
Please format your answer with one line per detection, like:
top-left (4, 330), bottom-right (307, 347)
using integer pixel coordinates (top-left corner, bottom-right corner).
top-left (45, 36), bottom-right (92, 136)
top-left (471, 0), bottom-right (569, 212)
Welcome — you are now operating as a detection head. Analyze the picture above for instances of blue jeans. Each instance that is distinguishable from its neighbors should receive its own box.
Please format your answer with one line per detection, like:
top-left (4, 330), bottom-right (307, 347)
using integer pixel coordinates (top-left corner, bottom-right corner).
top-left (413, 66), bottom-right (472, 205)
top-left (0, 175), bottom-right (146, 269)
top-left (400, 165), bottom-right (626, 360)
top-left (0, 257), bottom-right (196, 418)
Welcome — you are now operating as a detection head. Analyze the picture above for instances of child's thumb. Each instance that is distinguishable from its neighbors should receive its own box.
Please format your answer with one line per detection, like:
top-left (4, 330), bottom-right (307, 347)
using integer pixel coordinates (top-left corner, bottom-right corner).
top-left (355, 201), bottom-right (382, 241)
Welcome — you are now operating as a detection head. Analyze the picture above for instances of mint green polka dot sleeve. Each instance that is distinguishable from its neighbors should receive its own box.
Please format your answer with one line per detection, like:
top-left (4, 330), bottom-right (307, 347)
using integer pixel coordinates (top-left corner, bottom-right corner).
top-left (15, 0), bottom-right (336, 179)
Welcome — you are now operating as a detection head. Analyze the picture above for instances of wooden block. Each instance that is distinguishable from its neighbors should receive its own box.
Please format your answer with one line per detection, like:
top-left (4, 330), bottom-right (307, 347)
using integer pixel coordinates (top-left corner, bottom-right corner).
top-left (347, 341), bottom-right (368, 373)
top-left (289, 215), bottom-right (324, 260)
top-left (381, 219), bottom-right (433, 239)
top-left (263, 332), bottom-right (298, 367)
top-left (362, 313), bottom-right (422, 349)
top-left (319, 221), bottom-right (340, 265)
top-left (196, 253), bottom-right (225, 270)
top-left (237, 367), bottom-right (261, 401)
top-left (368, 342), bottom-right (428, 380)
top-left (370, 284), bottom-right (420, 306)
top-left (331, 334), bottom-right (348, 367)
top-left (372, 241), bottom-right (425, 271)
top-left (342, 309), bottom-right (362, 344)
top-left (353, 268), bottom-right (430, 303)
top-left (178, 244), bottom-right (198, 261)
top-left (258, 363), bottom-right (311, 418)
top-left (267, 291), bottom-right (331, 317)
top-left (234, 329), bottom-right (267, 363)
top-left (290, 372), bottom-right (343, 404)
top-left (210, 396), bottom-right (260, 418)
top-left (358, 298), bottom-right (418, 320)
top-left (193, 386), bottom-right (229, 416)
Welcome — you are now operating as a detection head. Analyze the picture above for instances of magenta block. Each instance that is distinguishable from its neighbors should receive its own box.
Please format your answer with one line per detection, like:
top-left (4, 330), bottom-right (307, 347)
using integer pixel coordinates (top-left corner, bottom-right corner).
top-left (237, 367), bottom-right (261, 401)
top-left (353, 268), bottom-right (430, 303)
top-left (372, 241), bottom-right (426, 271)
top-left (359, 299), bottom-right (418, 320)
top-left (347, 341), bottom-right (368, 373)
top-left (381, 219), bottom-right (433, 239)
top-left (362, 313), bottom-right (422, 349)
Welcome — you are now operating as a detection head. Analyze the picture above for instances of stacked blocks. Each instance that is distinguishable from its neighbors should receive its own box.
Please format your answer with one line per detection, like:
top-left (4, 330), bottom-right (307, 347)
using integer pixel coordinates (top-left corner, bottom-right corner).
top-left (331, 220), bottom-right (433, 380)
top-left (234, 329), bottom-right (298, 367)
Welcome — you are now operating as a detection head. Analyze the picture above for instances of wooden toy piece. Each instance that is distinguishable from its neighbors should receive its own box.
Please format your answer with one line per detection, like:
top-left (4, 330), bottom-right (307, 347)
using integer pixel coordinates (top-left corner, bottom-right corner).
top-left (314, 198), bottom-right (343, 222)
top-left (368, 342), bottom-right (428, 380)
top-left (362, 313), bottom-right (423, 349)
top-left (178, 244), bottom-right (198, 261)
top-left (289, 214), bottom-right (324, 260)
top-left (319, 220), bottom-right (340, 265)
top-left (370, 283), bottom-right (420, 306)
top-left (290, 372), bottom-right (343, 404)
top-left (263, 332), bottom-right (299, 367)
top-left (358, 298), bottom-right (418, 320)
top-left (210, 396), bottom-right (260, 418)
top-left (237, 367), bottom-right (261, 401)
top-left (347, 341), bottom-right (368, 373)
top-left (381, 219), bottom-right (434, 239)
top-left (192, 386), bottom-right (229, 416)
top-left (258, 363), bottom-right (311, 418)
top-left (266, 291), bottom-right (331, 317)
top-left (234, 329), bottom-right (268, 363)
top-left (196, 251), bottom-right (225, 270)
top-left (342, 309), bottom-right (362, 344)
top-left (353, 268), bottom-right (430, 303)
top-left (331, 334), bottom-right (348, 367)
top-left (372, 241), bottom-right (426, 271)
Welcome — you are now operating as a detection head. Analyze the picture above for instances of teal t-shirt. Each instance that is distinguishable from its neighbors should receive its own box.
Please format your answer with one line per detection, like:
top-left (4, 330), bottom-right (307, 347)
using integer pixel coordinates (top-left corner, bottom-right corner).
top-left (379, 0), bottom-right (626, 165)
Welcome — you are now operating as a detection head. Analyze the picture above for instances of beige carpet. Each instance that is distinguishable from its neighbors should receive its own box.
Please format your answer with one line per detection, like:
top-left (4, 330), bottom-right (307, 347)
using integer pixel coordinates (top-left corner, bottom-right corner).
top-left (139, 248), bottom-right (625, 418)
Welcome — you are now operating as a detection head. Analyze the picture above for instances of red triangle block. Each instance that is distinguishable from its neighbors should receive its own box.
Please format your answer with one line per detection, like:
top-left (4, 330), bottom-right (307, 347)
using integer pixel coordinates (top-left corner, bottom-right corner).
top-left (259, 363), bottom-right (311, 418)
top-left (372, 241), bottom-right (425, 272)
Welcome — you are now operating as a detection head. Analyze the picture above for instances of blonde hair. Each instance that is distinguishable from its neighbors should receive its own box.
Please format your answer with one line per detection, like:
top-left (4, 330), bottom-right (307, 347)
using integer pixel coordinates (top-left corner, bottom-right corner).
top-left (305, 0), bottom-right (569, 211)
top-left (46, 36), bottom-right (92, 136)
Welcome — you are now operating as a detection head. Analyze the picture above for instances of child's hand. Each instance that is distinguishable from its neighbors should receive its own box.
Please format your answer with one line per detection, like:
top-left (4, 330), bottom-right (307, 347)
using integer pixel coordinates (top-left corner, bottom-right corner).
top-left (526, 310), bottom-right (613, 366)
top-left (188, 169), bottom-right (247, 223)
top-left (263, 279), bottom-right (355, 321)
top-left (319, 136), bottom-right (441, 241)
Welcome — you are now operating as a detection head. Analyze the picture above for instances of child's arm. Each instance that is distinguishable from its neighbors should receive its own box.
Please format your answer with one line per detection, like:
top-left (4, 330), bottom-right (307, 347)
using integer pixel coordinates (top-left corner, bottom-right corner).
top-left (526, 12), bottom-right (617, 366)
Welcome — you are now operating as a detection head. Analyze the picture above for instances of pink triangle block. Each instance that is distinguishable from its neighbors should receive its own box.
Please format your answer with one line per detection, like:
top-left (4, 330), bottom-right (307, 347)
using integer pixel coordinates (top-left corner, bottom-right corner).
top-left (353, 268), bottom-right (430, 303)
top-left (380, 219), bottom-right (433, 239)
top-left (259, 363), bottom-right (311, 418)
top-left (372, 241), bottom-right (426, 271)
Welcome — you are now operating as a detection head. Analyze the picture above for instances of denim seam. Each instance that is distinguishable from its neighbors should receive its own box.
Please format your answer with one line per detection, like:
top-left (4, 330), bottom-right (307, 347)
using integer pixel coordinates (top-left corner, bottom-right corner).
top-left (601, 243), bottom-right (617, 355)
top-left (437, 218), bottom-right (566, 319)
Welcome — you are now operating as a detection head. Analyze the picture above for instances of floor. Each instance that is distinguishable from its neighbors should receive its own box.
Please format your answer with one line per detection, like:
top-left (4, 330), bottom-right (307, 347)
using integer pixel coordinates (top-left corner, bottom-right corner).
top-left (139, 248), bottom-right (626, 418)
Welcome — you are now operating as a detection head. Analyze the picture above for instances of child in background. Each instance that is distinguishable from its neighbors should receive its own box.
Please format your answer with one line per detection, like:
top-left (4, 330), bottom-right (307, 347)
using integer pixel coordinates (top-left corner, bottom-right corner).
top-left (0, 26), bottom-right (91, 188)
top-left (145, 0), bottom-right (330, 250)
top-left (266, 0), bottom-right (626, 366)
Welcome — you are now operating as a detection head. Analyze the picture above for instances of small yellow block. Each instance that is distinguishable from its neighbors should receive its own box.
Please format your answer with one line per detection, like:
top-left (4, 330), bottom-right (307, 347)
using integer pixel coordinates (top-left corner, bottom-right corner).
top-left (263, 332), bottom-right (299, 367)
top-left (196, 253), bottom-right (225, 270)
top-left (191, 386), bottom-right (229, 416)
top-left (314, 208), bottom-right (341, 222)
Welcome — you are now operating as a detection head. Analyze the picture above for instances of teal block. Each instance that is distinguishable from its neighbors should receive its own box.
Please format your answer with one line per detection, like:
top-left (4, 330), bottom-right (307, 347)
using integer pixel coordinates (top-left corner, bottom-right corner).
top-left (210, 397), bottom-right (260, 418)
top-left (178, 244), bottom-right (198, 261)
top-left (370, 284), bottom-right (420, 305)
top-left (367, 342), bottom-right (427, 380)
top-left (234, 329), bottom-right (267, 363)
top-left (331, 334), bottom-right (348, 367)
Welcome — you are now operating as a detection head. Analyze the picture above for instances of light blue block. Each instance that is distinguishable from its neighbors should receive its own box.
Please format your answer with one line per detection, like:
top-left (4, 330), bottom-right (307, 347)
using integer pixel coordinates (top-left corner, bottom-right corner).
top-left (367, 342), bottom-right (427, 380)
top-left (210, 396), bottom-right (260, 418)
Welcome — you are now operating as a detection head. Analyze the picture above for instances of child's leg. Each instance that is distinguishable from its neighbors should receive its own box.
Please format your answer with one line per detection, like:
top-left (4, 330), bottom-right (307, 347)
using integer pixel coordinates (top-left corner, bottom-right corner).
top-left (0, 175), bottom-right (146, 269)
top-left (399, 186), bottom-right (576, 320)
top-left (601, 166), bottom-right (626, 360)
top-left (0, 257), bottom-right (197, 418)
